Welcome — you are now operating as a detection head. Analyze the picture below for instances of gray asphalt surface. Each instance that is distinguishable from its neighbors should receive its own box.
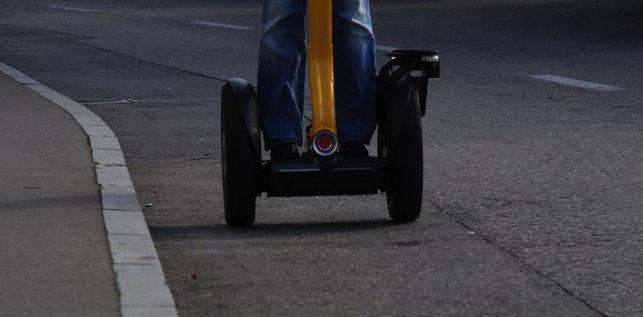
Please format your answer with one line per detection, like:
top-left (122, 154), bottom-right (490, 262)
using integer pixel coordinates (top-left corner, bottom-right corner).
top-left (1, 0), bottom-right (642, 316)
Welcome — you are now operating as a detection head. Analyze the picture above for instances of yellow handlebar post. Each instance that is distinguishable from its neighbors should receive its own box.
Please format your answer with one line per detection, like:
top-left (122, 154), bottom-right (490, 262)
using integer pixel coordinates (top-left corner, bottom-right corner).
top-left (308, 0), bottom-right (338, 156)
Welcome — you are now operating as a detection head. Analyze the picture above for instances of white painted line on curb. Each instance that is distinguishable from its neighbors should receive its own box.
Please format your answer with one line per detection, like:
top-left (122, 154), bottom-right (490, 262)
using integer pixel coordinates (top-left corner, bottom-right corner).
top-left (121, 306), bottom-right (179, 317)
top-left (90, 135), bottom-right (122, 151)
top-left (96, 166), bottom-right (135, 188)
top-left (24, 84), bottom-right (53, 93)
top-left (14, 76), bottom-right (39, 84)
top-left (529, 74), bottom-right (623, 92)
top-left (193, 20), bottom-right (252, 30)
top-left (2, 68), bottom-right (28, 77)
top-left (93, 149), bottom-right (127, 167)
top-left (0, 63), bottom-right (178, 317)
top-left (48, 5), bottom-right (102, 12)
top-left (108, 235), bottom-right (160, 265)
top-left (104, 210), bottom-right (151, 235)
top-left (101, 187), bottom-right (143, 211)
top-left (84, 125), bottom-right (117, 137)
top-left (114, 264), bottom-right (176, 306)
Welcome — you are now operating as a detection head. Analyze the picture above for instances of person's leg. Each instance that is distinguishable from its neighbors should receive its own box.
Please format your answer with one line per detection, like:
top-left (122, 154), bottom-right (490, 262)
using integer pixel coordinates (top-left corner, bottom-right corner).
top-left (332, 0), bottom-right (377, 145)
top-left (257, 0), bottom-right (307, 151)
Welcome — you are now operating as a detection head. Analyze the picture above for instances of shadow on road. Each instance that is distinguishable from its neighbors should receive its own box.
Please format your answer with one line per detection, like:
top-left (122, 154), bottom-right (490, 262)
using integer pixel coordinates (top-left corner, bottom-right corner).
top-left (149, 219), bottom-right (420, 241)
top-left (0, 194), bottom-right (99, 212)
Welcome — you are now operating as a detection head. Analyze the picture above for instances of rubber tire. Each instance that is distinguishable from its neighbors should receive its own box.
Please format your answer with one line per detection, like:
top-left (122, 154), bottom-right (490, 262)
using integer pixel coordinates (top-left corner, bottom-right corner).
top-left (386, 89), bottom-right (423, 222)
top-left (221, 86), bottom-right (257, 227)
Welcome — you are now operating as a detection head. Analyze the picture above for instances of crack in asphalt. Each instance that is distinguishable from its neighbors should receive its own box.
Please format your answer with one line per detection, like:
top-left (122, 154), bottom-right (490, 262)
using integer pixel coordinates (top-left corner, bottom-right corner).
top-left (1, 22), bottom-right (227, 83)
top-left (70, 40), bottom-right (229, 83)
top-left (426, 198), bottom-right (609, 317)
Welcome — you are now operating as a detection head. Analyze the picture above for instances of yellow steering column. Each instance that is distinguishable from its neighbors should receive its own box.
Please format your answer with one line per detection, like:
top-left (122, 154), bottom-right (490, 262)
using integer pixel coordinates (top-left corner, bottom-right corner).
top-left (308, 0), bottom-right (338, 156)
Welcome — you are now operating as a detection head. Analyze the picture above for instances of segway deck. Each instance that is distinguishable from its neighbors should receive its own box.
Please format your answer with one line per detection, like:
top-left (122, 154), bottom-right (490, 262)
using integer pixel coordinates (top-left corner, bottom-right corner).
top-left (261, 155), bottom-right (386, 197)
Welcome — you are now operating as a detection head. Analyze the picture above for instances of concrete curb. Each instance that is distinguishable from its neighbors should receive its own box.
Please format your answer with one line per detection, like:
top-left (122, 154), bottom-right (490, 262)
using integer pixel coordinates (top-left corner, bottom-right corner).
top-left (0, 61), bottom-right (178, 317)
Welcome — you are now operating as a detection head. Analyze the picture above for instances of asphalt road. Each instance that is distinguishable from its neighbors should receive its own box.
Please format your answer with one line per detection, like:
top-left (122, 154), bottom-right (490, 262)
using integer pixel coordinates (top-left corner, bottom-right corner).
top-left (1, 0), bottom-right (642, 316)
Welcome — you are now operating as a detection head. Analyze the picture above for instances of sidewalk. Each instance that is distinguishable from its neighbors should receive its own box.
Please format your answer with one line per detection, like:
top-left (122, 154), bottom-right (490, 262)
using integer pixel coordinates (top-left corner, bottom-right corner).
top-left (0, 65), bottom-right (177, 316)
top-left (0, 70), bottom-right (120, 316)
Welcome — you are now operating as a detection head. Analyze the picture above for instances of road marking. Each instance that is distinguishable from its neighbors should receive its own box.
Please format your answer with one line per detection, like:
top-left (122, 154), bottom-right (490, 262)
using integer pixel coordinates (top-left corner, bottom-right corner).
top-left (193, 21), bottom-right (252, 30)
top-left (83, 98), bottom-right (139, 106)
top-left (529, 74), bottom-right (623, 92)
top-left (48, 5), bottom-right (101, 12)
top-left (376, 45), bottom-right (399, 53)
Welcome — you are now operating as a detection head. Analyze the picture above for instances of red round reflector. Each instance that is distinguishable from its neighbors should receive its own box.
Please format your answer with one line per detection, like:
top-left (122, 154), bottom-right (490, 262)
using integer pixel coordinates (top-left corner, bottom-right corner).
top-left (317, 135), bottom-right (333, 151)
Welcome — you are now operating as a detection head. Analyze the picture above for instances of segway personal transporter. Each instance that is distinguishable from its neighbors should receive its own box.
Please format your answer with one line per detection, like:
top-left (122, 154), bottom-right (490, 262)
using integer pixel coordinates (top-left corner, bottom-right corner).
top-left (221, 0), bottom-right (439, 226)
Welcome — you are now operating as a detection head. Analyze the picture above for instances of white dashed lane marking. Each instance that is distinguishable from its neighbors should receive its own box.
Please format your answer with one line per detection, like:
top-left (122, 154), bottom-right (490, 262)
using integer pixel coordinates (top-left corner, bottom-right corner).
top-left (193, 21), bottom-right (253, 30)
top-left (48, 5), bottom-right (102, 12)
top-left (529, 74), bottom-right (623, 92)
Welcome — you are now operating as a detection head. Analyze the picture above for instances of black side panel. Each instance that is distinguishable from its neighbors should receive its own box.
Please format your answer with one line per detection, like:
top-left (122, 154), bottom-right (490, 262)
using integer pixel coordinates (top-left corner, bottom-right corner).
top-left (222, 78), bottom-right (261, 161)
top-left (418, 78), bottom-right (428, 116)
top-left (378, 75), bottom-right (414, 160)
top-left (264, 159), bottom-right (386, 196)
top-left (376, 49), bottom-right (438, 164)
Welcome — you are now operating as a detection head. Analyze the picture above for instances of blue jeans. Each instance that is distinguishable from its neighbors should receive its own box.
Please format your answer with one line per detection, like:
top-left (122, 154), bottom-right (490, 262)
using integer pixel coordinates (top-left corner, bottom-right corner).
top-left (257, 0), bottom-right (376, 150)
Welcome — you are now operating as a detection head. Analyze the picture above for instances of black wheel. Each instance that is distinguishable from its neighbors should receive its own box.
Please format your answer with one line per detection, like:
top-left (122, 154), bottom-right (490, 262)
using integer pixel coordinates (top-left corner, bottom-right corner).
top-left (386, 87), bottom-right (423, 222)
top-left (221, 82), bottom-right (258, 226)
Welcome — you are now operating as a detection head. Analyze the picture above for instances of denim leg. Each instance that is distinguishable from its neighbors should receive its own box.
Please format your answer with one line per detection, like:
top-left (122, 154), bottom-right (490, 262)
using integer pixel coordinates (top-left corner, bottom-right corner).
top-left (333, 0), bottom-right (377, 144)
top-left (257, 0), bottom-right (307, 150)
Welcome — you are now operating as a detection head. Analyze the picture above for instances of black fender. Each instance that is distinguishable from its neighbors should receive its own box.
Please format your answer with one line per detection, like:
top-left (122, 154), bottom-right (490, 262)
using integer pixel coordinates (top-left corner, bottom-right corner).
top-left (376, 50), bottom-right (439, 161)
top-left (221, 78), bottom-right (261, 162)
top-left (377, 74), bottom-right (419, 160)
